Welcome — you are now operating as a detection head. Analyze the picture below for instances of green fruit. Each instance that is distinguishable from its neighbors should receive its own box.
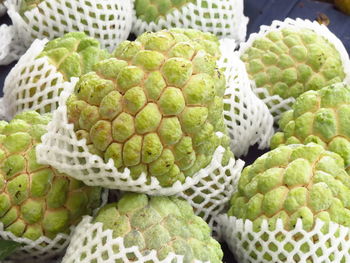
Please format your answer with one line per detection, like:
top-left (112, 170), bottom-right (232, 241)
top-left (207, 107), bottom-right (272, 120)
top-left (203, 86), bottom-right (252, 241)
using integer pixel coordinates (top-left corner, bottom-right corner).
top-left (19, 0), bottom-right (43, 16)
top-left (38, 32), bottom-right (109, 81)
top-left (67, 28), bottom-right (229, 187)
top-left (93, 193), bottom-right (223, 262)
top-left (228, 143), bottom-right (350, 232)
top-left (241, 27), bottom-right (345, 100)
top-left (0, 111), bottom-right (102, 240)
top-left (271, 83), bottom-right (350, 173)
top-left (134, 0), bottom-right (196, 23)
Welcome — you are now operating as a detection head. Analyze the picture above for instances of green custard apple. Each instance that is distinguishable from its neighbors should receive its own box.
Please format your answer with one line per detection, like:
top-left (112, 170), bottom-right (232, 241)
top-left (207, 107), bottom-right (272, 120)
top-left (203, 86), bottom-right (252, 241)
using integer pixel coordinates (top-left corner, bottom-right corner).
top-left (271, 83), bottom-right (350, 173)
top-left (19, 0), bottom-right (43, 16)
top-left (38, 32), bottom-right (109, 81)
top-left (241, 26), bottom-right (345, 100)
top-left (23, 32), bottom-right (109, 113)
top-left (66, 28), bottom-right (230, 187)
top-left (134, 0), bottom-right (196, 23)
top-left (228, 143), bottom-right (350, 231)
top-left (0, 111), bottom-right (102, 240)
top-left (92, 193), bottom-right (223, 262)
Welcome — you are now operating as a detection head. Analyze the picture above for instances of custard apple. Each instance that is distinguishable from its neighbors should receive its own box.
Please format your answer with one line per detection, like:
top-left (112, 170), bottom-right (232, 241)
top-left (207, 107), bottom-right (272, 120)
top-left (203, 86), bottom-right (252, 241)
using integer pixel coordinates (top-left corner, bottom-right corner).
top-left (228, 143), bottom-right (350, 232)
top-left (271, 83), bottom-right (350, 173)
top-left (92, 193), bottom-right (223, 262)
top-left (335, 0), bottom-right (350, 15)
top-left (19, 0), bottom-right (43, 16)
top-left (134, 0), bottom-right (195, 23)
top-left (66, 28), bottom-right (229, 187)
top-left (38, 32), bottom-right (109, 81)
top-left (0, 111), bottom-right (102, 240)
top-left (241, 27), bottom-right (345, 100)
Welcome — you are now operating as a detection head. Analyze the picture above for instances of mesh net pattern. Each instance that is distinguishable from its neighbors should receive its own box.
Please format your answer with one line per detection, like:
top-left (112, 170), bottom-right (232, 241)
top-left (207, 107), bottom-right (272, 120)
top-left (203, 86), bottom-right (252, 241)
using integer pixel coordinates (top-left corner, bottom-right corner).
top-left (131, 0), bottom-right (248, 43)
top-left (0, 190), bottom-right (108, 262)
top-left (62, 216), bottom-right (209, 263)
top-left (36, 83), bottom-right (235, 195)
top-left (1, 39), bottom-right (71, 120)
top-left (219, 39), bottom-right (274, 157)
top-left (178, 157), bottom-right (244, 238)
top-left (1, 0), bottom-right (132, 65)
top-left (238, 18), bottom-right (350, 122)
top-left (218, 215), bottom-right (350, 263)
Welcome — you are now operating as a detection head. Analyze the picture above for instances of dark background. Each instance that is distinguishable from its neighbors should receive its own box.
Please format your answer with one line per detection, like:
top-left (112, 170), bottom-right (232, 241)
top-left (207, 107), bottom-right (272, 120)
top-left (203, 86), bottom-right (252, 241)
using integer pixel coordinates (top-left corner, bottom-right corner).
top-left (0, 0), bottom-right (349, 262)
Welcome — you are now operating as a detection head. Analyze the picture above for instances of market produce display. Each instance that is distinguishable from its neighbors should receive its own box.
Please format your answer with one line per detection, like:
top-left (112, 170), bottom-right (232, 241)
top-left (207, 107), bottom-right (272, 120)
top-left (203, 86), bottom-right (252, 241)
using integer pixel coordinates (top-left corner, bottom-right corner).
top-left (1, 0), bottom-right (350, 262)
top-left (63, 193), bottom-right (223, 262)
top-left (271, 83), bottom-right (350, 173)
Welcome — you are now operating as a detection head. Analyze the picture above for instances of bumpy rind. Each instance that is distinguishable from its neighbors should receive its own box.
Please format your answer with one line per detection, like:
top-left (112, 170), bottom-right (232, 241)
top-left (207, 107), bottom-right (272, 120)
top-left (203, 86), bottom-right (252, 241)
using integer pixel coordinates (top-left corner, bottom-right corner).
top-left (92, 193), bottom-right (223, 263)
top-left (66, 28), bottom-right (230, 188)
top-left (0, 111), bottom-right (102, 241)
top-left (238, 18), bottom-right (350, 120)
top-left (228, 143), bottom-right (350, 233)
top-left (271, 83), bottom-right (350, 173)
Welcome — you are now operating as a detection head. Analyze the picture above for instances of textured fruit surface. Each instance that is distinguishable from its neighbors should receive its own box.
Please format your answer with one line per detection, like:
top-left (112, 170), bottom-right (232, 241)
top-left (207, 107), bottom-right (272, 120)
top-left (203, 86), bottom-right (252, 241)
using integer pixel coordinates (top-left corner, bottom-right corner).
top-left (241, 27), bottom-right (345, 100)
top-left (67, 28), bottom-right (229, 187)
top-left (135, 0), bottom-right (195, 23)
top-left (19, 0), bottom-right (44, 16)
top-left (38, 32), bottom-right (109, 81)
top-left (271, 83), bottom-right (350, 173)
top-left (93, 193), bottom-right (223, 262)
top-left (335, 0), bottom-right (350, 15)
top-left (228, 143), bottom-right (350, 231)
top-left (0, 111), bottom-right (102, 240)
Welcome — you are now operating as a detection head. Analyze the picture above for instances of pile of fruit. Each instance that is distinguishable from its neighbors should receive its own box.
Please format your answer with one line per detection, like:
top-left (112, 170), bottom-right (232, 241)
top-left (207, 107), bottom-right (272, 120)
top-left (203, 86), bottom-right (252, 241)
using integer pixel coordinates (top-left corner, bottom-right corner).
top-left (0, 0), bottom-right (350, 263)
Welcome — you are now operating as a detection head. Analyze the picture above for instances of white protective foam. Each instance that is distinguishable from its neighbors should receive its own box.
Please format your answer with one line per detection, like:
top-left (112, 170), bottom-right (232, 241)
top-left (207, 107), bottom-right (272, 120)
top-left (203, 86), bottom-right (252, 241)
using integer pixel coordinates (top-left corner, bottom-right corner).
top-left (238, 18), bottom-right (350, 122)
top-left (0, 0), bottom-right (133, 65)
top-left (62, 216), bottom-right (212, 263)
top-left (218, 214), bottom-right (350, 263)
top-left (219, 38), bottom-right (274, 157)
top-left (0, 190), bottom-right (108, 262)
top-left (131, 0), bottom-right (248, 43)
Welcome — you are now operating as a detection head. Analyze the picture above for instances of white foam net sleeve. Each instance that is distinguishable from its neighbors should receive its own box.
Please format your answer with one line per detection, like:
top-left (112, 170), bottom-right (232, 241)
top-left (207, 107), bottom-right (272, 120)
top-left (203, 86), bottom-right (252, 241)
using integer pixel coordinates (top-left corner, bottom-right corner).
top-left (178, 157), bottom-right (244, 239)
top-left (0, 38), bottom-right (75, 120)
top-left (238, 18), bottom-right (350, 122)
top-left (4, 0), bottom-right (132, 63)
top-left (36, 82), bottom-right (233, 196)
top-left (219, 38), bottom-right (274, 157)
top-left (131, 0), bottom-right (248, 43)
top-left (0, 190), bottom-right (108, 262)
top-left (0, 23), bottom-right (27, 65)
top-left (62, 216), bottom-right (210, 263)
top-left (218, 215), bottom-right (350, 263)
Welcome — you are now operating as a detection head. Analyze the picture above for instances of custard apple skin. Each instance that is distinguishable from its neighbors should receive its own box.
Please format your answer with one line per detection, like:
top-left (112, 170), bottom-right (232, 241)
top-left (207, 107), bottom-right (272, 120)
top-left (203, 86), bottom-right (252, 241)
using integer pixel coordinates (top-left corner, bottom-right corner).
top-left (241, 27), bottom-right (345, 100)
top-left (19, 0), bottom-right (43, 16)
top-left (38, 32), bottom-right (110, 81)
top-left (66, 29), bottom-right (229, 187)
top-left (228, 143), bottom-right (350, 232)
top-left (271, 83), bottom-right (350, 173)
top-left (93, 193), bottom-right (223, 262)
top-left (0, 111), bottom-right (102, 240)
top-left (134, 0), bottom-right (196, 23)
